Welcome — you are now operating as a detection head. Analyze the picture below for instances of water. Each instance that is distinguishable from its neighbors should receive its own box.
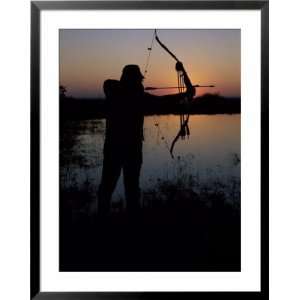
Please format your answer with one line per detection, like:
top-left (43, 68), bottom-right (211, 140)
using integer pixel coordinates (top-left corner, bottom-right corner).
top-left (60, 114), bottom-right (240, 212)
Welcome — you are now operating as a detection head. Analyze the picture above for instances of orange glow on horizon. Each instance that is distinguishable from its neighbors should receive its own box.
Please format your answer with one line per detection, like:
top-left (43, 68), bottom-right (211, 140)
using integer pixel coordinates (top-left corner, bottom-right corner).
top-left (60, 29), bottom-right (240, 98)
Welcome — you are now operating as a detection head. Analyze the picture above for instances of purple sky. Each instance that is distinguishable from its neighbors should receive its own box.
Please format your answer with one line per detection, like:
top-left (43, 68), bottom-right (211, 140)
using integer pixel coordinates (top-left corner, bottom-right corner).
top-left (60, 29), bottom-right (240, 98)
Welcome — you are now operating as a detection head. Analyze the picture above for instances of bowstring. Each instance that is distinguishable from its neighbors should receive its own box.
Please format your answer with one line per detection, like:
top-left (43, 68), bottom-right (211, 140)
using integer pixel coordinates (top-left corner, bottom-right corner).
top-left (143, 30), bottom-right (170, 152)
top-left (143, 30), bottom-right (156, 77)
top-left (177, 71), bottom-right (188, 141)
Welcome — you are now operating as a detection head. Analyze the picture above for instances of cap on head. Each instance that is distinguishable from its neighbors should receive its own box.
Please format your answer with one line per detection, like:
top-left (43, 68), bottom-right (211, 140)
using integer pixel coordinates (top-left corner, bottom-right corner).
top-left (121, 65), bottom-right (144, 82)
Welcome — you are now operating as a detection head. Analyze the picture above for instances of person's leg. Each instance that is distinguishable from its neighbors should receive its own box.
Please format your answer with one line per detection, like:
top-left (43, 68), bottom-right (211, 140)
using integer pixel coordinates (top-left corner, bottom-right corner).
top-left (98, 154), bottom-right (122, 218)
top-left (123, 156), bottom-right (142, 215)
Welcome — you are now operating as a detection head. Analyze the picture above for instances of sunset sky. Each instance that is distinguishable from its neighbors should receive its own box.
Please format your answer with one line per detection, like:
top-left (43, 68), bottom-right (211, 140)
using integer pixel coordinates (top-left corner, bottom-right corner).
top-left (59, 29), bottom-right (240, 98)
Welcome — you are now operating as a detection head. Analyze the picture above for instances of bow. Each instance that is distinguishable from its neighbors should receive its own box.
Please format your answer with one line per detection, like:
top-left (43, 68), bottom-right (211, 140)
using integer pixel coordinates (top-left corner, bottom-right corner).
top-left (145, 30), bottom-right (195, 158)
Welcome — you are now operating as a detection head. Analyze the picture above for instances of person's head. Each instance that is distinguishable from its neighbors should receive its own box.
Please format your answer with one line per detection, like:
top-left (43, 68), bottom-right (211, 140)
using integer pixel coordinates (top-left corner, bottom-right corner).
top-left (120, 65), bottom-right (144, 85)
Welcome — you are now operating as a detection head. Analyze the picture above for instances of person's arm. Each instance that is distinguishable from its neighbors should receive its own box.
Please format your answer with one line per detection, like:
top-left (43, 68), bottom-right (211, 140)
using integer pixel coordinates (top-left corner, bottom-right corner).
top-left (144, 91), bottom-right (186, 105)
top-left (144, 62), bottom-right (195, 105)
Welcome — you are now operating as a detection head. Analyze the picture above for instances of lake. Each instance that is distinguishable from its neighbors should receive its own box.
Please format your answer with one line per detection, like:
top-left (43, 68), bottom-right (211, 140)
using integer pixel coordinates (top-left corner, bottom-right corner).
top-left (60, 114), bottom-right (240, 213)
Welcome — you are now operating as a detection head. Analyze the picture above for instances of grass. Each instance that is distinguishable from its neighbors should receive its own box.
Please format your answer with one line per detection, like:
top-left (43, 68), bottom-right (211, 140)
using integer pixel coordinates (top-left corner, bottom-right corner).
top-left (59, 153), bottom-right (241, 271)
top-left (60, 153), bottom-right (240, 220)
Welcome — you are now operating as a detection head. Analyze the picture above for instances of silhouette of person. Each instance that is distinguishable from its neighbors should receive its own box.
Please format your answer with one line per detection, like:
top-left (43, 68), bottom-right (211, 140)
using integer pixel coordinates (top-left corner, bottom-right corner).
top-left (98, 64), bottom-right (194, 219)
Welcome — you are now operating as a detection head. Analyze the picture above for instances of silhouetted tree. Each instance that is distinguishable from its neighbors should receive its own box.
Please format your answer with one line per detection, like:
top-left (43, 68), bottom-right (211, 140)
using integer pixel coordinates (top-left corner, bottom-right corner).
top-left (60, 85), bottom-right (67, 99)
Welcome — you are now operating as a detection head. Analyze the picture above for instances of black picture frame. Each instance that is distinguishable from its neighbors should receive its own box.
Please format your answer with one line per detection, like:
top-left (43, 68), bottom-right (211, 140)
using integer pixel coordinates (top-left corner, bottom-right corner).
top-left (31, 1), bottom-right (269, 299)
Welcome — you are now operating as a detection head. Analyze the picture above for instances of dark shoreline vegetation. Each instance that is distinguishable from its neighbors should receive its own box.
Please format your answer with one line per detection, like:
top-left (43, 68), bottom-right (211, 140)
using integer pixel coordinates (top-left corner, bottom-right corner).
top-left (60, 150), bottom-right (240, 271)
top-left (60, 175), bottom-right (240, 271)
top-left (60, 93), bottom-right (241, 120)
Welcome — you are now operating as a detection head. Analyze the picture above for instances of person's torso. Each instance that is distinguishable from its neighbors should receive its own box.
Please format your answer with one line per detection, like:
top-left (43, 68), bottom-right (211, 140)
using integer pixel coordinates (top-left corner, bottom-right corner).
top-left (103, 80), bottom-right (145, 148)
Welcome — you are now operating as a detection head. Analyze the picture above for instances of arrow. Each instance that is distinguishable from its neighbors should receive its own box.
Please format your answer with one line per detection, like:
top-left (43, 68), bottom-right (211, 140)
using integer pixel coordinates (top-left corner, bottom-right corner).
top-left (145, 84), bottom-right (215, 90)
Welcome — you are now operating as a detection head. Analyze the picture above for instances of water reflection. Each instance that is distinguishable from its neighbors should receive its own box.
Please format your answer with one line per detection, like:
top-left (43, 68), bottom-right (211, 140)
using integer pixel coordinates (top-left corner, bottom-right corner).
top-left (60, 114), bottom-right (240, 214)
